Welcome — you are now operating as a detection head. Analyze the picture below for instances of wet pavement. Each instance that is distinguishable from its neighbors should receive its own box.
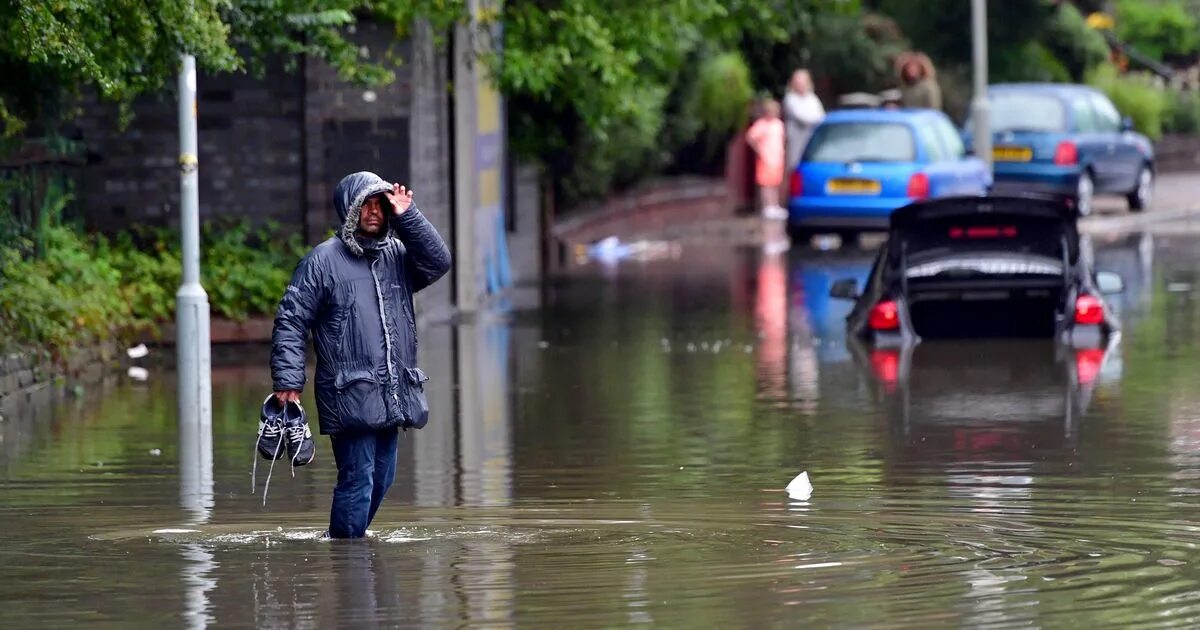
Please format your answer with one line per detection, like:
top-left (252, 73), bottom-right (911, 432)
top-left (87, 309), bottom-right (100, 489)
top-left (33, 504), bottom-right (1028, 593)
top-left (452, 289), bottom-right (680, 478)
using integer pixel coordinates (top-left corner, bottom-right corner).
top-left (4, 231), bottom-right (1200, 627)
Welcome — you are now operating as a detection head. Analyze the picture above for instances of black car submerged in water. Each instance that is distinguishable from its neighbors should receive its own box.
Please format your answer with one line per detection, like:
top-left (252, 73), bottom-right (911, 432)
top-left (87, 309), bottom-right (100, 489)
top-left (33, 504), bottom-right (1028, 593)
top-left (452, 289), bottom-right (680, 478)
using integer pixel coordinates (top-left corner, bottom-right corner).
top-left (829, 195), bottom-right (1124, 348)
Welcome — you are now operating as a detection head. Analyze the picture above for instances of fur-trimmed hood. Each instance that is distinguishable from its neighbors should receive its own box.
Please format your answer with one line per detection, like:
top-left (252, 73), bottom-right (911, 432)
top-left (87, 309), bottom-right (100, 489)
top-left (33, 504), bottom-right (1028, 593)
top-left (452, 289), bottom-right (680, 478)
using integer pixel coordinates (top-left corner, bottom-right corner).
top-left (334, 171), bottom-right (394, 257)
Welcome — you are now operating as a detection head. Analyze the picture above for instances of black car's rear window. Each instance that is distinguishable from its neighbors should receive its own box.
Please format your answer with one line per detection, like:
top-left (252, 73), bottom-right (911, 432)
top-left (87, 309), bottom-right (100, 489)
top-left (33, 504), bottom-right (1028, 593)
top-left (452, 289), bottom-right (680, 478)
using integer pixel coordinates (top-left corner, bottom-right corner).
top-left (804, 122), bottom-right (915, 163)
top-left (900, 214), bottom-right (1070, 264)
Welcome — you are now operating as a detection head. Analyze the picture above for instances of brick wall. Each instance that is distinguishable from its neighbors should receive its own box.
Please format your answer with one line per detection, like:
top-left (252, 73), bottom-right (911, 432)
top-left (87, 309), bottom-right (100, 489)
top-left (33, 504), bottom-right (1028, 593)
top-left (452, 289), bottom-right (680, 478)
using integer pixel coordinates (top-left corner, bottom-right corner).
top-left (73, 22), bottom-right (447, 243)
top-left (0, 344), bottom-right (123, 402)
top-left (303, 24), bottom-right (415, 242)
top-left (76, 59), bottom-right (305, 230)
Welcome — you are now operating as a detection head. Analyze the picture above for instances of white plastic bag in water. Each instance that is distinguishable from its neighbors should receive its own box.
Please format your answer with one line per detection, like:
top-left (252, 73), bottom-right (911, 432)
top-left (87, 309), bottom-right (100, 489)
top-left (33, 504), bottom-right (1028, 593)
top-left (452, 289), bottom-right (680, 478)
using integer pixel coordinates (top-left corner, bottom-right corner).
top-left (786, 471), bottom-right (813, 501)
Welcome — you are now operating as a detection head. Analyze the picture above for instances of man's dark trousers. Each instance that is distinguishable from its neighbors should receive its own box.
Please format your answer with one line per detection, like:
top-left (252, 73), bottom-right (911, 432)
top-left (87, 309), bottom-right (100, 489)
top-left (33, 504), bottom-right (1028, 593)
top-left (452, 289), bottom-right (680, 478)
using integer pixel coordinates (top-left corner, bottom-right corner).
top-left (329, 428), bottom-right (399, 538)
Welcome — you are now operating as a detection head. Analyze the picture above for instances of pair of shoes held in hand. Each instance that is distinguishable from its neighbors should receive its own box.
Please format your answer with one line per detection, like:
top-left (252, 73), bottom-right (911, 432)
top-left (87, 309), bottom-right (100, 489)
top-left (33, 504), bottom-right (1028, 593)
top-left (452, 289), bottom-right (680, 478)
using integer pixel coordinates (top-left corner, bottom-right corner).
top-left (252, 394), bottom-right (316, 505)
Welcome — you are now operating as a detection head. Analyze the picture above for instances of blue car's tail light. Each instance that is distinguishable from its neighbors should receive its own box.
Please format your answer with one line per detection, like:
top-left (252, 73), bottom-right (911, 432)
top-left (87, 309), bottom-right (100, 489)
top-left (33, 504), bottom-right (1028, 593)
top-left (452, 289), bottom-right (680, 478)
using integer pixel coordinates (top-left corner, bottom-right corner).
top-left (1054, 140), bottom-right (1078, 166)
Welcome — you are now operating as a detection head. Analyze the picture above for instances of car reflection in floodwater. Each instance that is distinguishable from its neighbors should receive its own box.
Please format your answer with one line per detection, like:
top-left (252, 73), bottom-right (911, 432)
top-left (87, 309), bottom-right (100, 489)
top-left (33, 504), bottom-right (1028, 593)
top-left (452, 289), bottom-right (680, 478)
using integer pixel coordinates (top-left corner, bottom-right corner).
top-left (777, 229), bottom-right (1151, 421)
top-left (850, 336), bottom-right (1122, 466)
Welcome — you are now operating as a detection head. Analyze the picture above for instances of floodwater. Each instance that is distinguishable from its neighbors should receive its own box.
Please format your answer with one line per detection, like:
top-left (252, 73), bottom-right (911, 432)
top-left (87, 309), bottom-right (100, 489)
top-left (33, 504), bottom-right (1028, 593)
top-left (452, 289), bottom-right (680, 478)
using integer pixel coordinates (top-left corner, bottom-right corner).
top-left (3, 230), bottom-right (1200, 627)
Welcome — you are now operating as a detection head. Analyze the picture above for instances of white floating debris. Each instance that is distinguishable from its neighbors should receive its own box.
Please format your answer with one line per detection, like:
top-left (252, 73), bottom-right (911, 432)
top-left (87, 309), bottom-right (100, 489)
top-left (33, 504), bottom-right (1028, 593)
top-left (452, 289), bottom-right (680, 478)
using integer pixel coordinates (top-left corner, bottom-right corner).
top-left (153, 528), bottom-right (199, 534)
top-left (126, 344), bottom-right (149, 359)
top-left (148, 448), bottom-right (162, 457)
top-left (687, 343), bottom-right (696, 352)
top-left (794, 561), bottom-right (842, 570)
top-left (127, 366), bottom-right (149, 381)
top-left (1167, 282), bottom-right (1192, 293)
top-left (537, 341), bottom-right (550, 349)
top-left (786, 471), bottom-right (813, 501)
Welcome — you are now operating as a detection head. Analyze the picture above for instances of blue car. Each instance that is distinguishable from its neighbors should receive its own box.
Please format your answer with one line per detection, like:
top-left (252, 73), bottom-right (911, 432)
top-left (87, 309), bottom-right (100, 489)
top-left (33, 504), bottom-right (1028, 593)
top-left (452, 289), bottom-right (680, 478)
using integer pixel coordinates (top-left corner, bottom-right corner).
top-left (965, 83), bottom-right (1155, 217)
top-left (788, 108), bottom-right (990, 242)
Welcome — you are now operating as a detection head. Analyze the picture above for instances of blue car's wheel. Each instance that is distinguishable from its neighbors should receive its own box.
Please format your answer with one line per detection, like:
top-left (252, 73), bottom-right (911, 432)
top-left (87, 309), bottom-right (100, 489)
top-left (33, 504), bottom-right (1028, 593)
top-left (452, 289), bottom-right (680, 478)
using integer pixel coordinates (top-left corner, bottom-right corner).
top-left (1127, 164), bottom-right (1153, 212)
top-left (1076, 170), bottom-right (1094, 217)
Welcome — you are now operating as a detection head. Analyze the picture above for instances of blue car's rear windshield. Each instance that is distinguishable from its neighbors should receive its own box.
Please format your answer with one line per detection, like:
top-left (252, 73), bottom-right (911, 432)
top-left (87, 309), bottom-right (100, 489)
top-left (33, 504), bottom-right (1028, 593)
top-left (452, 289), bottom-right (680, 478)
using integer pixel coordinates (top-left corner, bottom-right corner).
top-left (803, 122), bottom-right (915, 163)
top-left (988, 93), bottom-right (1067, 133)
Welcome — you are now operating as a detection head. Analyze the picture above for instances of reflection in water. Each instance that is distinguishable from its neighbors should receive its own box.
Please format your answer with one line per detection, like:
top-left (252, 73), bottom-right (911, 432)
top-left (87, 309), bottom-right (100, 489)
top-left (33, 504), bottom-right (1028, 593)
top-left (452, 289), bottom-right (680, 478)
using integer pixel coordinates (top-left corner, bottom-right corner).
top-left (457, 322), bottom-right (514, 507)
top-left (853, 339), bottom-right (1113, 463)
top-left (755, 249), bottom-right (788, 400)
top-left (785, 248), bottom-right (875, 413)
top-left (7, 232), bottom-right (1200, 626)
top-left (179, 398), bottom-right (215, 629)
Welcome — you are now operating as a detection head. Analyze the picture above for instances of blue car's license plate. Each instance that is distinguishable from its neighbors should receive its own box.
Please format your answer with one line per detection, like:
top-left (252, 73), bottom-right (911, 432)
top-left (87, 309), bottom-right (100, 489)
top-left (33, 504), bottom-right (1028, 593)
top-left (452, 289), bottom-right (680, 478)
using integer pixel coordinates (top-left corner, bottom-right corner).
top-left (827, 178), bottom-right (881, 195)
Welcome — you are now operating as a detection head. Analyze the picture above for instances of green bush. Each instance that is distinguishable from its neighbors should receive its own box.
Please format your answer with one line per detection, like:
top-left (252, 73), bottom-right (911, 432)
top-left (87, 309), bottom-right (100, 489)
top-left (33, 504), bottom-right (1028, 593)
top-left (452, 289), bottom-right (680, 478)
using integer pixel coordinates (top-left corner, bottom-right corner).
top-left (0, 226), bottom-right (134, 355)
top-left (1115, 0), bottom-right (1200, 62)
top-left (0, 220), bottom-right (306, 356)
top-left (1042, 1), bottom-right (1110, 81)
top-left (688, 51), bottom-right (753, 148)
top-left (202, 221), bottom-right (307, 320)
top-left (1164, 90), bottom-right (1200, 134)
top-left (994, 41), bottom-right (1073, 84)
top-left (1087, 64), bottom-right (1171, 139)
top-left (801, 11), bottom-right (909, 99)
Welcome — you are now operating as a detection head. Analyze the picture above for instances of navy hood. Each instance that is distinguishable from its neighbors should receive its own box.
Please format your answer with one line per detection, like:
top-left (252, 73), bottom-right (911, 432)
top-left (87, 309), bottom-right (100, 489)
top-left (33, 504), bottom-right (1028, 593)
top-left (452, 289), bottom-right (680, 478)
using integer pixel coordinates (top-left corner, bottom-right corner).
top-left (334, 171), bottom-right (395, 257)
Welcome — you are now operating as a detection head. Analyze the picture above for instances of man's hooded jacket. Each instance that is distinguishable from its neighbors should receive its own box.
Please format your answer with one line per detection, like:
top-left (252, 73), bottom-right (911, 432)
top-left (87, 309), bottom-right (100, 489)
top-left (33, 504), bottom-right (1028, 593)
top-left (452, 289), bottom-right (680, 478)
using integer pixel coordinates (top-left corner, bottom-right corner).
top-left (271, 171), bottom-right (452, 433)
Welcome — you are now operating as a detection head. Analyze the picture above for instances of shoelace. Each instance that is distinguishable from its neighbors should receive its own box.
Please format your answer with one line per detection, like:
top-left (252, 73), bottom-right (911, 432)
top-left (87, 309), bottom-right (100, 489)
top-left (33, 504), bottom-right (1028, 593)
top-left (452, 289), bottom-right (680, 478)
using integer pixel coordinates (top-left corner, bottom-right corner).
top-left (250, 421), bottom-right (284, 507)
top-left (286, 423), bottom-right (308, 478)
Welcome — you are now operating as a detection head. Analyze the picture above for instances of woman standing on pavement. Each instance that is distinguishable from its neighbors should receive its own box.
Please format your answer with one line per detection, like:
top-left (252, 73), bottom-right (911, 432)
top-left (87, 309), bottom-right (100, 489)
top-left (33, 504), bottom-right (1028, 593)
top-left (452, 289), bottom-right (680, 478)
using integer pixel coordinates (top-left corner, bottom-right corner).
top-left (783, 69), bottom-right (825, 173)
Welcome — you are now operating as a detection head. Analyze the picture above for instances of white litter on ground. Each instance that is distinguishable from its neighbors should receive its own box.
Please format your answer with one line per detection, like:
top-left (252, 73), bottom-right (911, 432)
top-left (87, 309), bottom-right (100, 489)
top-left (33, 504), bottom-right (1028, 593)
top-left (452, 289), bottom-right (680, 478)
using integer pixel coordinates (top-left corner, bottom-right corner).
top-left (126, 344), bottom-right (149, 359)
top-left (127, 366), bottom-right (149, 381)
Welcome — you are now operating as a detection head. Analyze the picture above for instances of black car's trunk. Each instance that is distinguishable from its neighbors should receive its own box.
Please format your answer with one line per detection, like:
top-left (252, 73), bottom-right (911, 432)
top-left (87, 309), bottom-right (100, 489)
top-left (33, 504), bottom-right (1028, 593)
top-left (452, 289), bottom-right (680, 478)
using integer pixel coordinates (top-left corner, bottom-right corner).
top-left (892, 199), bottom-right (1076, 340)
top-left (908, 283), bottom-right (1064, 339)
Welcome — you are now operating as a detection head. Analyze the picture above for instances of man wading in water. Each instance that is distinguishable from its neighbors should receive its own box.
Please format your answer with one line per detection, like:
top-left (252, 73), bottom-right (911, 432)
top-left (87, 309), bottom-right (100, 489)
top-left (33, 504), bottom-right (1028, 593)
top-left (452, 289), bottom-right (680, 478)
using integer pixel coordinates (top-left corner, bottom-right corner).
top-left (271, 171), bottom-right (451, 538)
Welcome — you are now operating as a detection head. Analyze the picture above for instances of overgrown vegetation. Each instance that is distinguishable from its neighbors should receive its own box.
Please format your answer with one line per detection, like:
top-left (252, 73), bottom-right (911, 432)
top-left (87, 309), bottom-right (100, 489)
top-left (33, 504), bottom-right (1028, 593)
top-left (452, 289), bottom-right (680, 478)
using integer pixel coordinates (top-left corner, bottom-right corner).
top-left (0, 218), bottom-right (306, 357)
top-left (1087, 62), bottom-right (1199, 138)
top-left (1087, 64), bottom-right (1172, 139)
top-left (1114, 0), bottom-right (1200, 64)
top-left (1164, 90), bottom-right (1200, 134)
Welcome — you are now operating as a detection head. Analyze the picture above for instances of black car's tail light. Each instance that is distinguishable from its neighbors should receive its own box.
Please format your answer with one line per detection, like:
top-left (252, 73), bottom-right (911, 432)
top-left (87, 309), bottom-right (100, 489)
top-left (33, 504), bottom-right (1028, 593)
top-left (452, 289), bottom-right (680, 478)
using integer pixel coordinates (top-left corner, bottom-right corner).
top-left (1074, 294), bottom-right (1104, 325)
top-left (948, 225), bottom-right (1018, 239)
top-left (868, 300), bottom-right (900, 331)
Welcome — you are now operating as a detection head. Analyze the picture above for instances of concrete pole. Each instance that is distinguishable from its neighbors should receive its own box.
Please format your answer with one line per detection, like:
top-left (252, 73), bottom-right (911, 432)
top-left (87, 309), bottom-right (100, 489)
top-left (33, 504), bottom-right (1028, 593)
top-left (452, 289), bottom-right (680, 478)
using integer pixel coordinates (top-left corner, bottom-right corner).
top-left (970, 0), bottom-right (992, 173)
top-left (177, 54), bottom-right (212, 430)
top-left (453, 15), bottom-right (478, 314)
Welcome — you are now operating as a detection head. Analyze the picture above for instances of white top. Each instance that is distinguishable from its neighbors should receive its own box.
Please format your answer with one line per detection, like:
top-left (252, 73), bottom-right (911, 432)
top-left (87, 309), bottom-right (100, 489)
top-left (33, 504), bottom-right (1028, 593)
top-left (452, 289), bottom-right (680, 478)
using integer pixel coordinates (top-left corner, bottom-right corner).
top-left (783, 91), bottom-right (826, 169)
